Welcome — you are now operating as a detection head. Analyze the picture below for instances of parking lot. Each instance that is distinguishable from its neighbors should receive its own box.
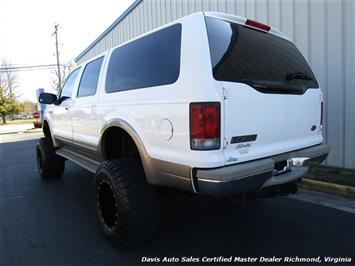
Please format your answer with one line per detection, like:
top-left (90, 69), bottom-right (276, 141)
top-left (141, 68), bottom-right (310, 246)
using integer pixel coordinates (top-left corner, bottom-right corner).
top-left (1, 130), bottom-right (354, 265)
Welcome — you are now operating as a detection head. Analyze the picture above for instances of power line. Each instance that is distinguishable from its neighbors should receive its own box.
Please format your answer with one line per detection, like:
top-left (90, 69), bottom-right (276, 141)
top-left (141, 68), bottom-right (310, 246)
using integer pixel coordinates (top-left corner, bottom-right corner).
top-left (0, 63), bottom-right (71, 72)
top-left (3, 67), bottom-right (59, 72)
top-left (0, 64), bottom-right (57, 71)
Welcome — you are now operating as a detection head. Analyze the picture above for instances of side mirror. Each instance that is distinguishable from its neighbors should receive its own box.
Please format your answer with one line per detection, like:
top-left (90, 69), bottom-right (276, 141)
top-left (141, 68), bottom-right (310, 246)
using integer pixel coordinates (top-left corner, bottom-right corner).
top-left (39, 93), bottom-right (57, 104)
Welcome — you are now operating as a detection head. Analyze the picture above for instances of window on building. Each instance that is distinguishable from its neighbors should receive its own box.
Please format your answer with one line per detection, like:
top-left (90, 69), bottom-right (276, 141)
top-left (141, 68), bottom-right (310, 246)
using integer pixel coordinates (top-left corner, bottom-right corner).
top-left (105, 24), bottom-right (181, 93)
top-left (77, 57), bottom-right (104, 97)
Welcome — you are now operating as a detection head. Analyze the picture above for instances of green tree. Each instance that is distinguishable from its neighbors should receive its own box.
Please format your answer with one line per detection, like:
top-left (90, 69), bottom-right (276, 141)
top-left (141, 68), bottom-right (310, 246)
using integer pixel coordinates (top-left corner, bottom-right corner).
top-left (0, 86), bottom-right (24, 124)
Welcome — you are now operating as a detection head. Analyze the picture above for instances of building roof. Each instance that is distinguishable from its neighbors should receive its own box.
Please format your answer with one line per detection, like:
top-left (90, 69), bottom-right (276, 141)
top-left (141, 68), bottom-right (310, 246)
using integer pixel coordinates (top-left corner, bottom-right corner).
top-left (75, 0), bottom-right (143, 62)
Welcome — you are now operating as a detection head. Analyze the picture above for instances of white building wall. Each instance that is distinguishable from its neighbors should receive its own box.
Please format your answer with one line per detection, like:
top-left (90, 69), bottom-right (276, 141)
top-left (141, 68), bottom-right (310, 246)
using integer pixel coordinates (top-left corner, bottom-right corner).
top-left (75, 0), bottom-right (355, 169)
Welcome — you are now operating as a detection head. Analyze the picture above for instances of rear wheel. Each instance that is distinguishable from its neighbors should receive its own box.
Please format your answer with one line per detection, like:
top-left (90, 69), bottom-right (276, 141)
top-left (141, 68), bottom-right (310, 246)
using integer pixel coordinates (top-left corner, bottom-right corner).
top-left (36, 137), bottom-right (65, 180)
top-left (93, 159), bottom-right (160, 247)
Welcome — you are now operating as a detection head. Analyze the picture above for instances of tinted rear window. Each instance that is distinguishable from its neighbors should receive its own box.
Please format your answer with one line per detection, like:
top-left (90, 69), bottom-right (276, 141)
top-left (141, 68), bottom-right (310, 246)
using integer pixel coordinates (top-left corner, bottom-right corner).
top-left (205, 17), bottom-right (318, 89)
top-left (105, 24), bottom-right (181, 93)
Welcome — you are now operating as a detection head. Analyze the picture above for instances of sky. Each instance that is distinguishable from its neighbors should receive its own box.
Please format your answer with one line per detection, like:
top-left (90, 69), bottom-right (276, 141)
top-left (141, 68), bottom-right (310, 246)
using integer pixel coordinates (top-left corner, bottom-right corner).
top-left (0, 0), bottom-right (135, 102)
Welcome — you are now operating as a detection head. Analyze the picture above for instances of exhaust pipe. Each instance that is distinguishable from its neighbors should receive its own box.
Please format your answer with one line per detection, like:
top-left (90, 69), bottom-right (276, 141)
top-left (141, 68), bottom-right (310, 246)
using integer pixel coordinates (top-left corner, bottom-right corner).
top-left (254, 180), bottom-right (299, 198)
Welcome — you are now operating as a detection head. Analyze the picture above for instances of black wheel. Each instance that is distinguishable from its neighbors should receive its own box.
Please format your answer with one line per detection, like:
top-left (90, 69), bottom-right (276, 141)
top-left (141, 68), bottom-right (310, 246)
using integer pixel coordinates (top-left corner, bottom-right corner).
top-left (36, 137), bottom-right (65, 180)
top-left (94, 159), bottom-right (160, 247)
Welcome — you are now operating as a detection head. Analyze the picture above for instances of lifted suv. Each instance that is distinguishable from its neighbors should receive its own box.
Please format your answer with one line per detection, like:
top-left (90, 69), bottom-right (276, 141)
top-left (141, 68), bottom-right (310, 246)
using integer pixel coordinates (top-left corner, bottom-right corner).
top-left (37, 12), bottom-right (330, 247)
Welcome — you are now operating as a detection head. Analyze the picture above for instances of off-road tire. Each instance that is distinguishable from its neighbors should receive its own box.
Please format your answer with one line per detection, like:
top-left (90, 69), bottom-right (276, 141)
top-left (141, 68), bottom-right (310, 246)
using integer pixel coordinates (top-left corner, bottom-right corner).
top-left (36, 137), bottom-right (65, 180)
top-left (93, 159), bottom-right (160, 247)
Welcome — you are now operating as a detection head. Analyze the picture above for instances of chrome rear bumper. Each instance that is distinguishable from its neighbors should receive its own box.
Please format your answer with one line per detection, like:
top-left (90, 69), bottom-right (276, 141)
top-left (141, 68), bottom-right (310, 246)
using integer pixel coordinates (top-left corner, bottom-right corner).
top-left (194, 143), bottom-right (330, 196)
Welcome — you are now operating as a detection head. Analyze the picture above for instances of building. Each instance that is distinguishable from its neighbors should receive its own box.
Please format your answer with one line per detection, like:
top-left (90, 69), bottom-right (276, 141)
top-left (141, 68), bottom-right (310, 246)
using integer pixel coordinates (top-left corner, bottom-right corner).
top-left (75, 0), bottom-right (355, 169)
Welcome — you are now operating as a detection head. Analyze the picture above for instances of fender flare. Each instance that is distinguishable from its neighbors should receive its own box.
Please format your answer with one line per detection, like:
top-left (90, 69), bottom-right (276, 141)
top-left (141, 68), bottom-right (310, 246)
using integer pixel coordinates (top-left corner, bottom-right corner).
top-left (42, 119), bottom-right (60, 147)
top-left (98, 119), bottom-right (155, 182)
top-left (98, 118), bottom-right (192, 192)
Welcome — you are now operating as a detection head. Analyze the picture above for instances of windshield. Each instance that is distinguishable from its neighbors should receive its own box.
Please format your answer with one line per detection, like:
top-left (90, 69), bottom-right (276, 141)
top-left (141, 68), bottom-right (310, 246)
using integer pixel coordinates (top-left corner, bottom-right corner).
top-left (205, 16), bottom-right (319, 90)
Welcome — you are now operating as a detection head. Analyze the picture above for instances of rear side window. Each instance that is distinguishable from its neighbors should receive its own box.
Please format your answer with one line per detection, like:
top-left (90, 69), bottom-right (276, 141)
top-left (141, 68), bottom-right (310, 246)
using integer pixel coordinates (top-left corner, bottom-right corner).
top-left (77, 57), bottom-right (104, 97)
top-left (205, 17), bottom-right (318, 89)
top-left (105, 24), bottom-right (181, 93)
top-left (60, 68), bottom-right (81, 99)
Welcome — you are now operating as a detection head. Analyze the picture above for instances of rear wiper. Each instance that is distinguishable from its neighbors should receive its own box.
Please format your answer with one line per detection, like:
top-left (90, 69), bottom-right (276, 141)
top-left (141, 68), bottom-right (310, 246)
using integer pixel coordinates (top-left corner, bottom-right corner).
top-left (240, 79), bottom-right (282, 88)
top-left (286, 71), bottom-right (313, 81)
top-left (240, 79), bottom-right (307, 95)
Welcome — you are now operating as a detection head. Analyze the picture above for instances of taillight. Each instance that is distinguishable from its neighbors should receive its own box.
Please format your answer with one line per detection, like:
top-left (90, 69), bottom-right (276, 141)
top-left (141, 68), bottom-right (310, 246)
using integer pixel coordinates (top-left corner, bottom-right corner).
top-left (190, 102), bottom-right (220, 150)
top-left (320, 102), bottom-right (324, 126)
top-left (245, 19), bottom-right (271, 32)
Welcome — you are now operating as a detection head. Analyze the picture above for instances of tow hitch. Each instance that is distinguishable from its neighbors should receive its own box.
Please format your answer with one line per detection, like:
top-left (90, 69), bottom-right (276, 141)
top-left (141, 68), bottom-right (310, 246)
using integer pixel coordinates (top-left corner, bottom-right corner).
top-left (230, 157), bottom-right (310, 204)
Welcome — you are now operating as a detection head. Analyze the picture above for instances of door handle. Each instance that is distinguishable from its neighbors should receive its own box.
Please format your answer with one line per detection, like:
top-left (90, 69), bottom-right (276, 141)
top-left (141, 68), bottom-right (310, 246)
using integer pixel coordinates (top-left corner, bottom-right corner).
top-left (65, 107), bottom-right (69, 111)
top-left (48, 110), bottom-right (53, 114)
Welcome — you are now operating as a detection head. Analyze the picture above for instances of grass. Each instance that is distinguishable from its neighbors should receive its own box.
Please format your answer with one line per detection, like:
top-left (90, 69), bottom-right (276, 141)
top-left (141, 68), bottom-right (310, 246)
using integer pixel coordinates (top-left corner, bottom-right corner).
top-left (306, 164), bottom-right (355, 187)
top-left (1, 119), bottom-right (34, 126)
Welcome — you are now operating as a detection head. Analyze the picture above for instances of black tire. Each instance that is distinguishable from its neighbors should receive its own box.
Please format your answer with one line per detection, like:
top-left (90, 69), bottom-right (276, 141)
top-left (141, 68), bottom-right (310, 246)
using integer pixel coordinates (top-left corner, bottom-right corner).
top-left (36, 137), bottom-right (65, 180)
top-left (93, 159), bottom-right (160, 247)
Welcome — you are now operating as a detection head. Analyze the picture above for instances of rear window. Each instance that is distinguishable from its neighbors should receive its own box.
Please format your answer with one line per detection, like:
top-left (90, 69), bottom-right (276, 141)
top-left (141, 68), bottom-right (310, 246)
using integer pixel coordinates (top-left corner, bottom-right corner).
top-left (105, 24), bottom-right (181, 93)
top-left (205, 17), bottom-right (318, 90)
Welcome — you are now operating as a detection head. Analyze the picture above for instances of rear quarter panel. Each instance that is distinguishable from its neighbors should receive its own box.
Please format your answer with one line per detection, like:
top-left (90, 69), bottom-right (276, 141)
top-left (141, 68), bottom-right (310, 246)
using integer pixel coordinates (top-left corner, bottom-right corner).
top-left (96, 13), bottom-right (225, 168)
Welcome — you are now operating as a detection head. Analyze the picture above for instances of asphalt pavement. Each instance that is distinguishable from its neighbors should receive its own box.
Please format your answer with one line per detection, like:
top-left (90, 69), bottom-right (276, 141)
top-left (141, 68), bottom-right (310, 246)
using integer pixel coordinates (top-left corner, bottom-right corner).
top-left (0, 131), bottom-right (354, 265)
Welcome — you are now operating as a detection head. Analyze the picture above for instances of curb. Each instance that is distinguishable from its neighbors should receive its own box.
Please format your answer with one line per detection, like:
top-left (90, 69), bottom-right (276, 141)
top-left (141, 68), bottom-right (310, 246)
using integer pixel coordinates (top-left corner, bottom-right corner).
top-left (301, 178), bottom-right (355, 199)
top-left (25, 128), bottom-right (42, 133)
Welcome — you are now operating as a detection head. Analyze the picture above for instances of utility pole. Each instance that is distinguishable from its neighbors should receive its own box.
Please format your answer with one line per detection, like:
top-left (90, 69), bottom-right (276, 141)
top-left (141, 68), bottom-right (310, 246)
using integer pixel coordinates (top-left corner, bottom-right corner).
top-left (53, 24), bottom-right (61, 90)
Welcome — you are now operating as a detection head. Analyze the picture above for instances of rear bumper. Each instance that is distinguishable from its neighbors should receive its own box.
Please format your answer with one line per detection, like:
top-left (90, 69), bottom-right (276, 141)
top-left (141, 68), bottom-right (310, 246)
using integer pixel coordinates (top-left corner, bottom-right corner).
top-left (194, 143), bottom-right (330, 196)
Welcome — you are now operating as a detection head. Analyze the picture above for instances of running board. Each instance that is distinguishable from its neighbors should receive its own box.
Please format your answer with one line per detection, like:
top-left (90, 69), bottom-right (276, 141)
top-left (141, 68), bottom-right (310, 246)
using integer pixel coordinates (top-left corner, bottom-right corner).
top-left (56, 148), bottom-right (100, 173)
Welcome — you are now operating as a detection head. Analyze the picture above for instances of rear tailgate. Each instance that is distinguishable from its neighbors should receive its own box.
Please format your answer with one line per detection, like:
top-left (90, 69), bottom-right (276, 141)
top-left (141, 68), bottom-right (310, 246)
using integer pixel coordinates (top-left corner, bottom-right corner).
top-left (205, 15), bottom-right (323, 165)
top-left (222, 81), bottom-right (322, 164)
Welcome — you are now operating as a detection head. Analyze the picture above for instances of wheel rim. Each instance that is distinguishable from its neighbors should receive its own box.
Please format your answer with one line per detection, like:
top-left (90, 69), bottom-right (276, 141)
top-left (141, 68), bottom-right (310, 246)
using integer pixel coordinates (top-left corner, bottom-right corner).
top-left (36, 145), bottom-right (43, 175)
top-left (97, 180), bottom-right (118, 229)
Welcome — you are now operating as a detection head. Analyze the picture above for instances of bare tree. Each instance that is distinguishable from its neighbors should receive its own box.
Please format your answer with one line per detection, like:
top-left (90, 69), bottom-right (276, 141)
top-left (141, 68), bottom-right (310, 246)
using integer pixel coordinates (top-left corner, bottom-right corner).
top-left (23, 100), bottom-right (37, 114)
top-left (51, 61), bottom-right (75, 92)
top-left (0, 58), bottom-right (19, 98)
top-left (0, 58), bottom-right (23, 124)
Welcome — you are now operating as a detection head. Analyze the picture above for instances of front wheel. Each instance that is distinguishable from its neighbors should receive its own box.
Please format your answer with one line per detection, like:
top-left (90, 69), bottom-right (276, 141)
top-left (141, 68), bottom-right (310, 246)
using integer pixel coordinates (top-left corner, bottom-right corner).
top-left (36, 137), bottom-right (65, 180)
top-left (93, 159), bottom-right (160, 247)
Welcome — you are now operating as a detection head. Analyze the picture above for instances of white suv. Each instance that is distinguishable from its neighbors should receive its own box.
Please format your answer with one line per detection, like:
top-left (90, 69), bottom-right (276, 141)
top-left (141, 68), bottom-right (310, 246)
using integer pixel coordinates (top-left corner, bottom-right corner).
top-left (37, 12), bottom-right (330, 247)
